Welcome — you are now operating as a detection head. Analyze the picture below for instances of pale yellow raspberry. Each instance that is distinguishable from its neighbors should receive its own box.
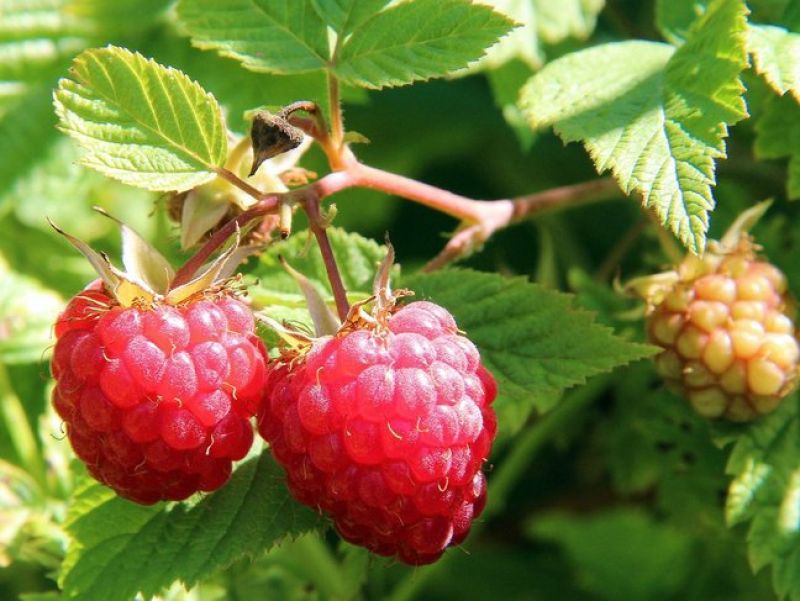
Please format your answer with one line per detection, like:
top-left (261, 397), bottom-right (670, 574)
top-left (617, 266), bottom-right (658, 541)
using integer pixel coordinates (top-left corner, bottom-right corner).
top-left (646, 239), bottom-right (799, 422)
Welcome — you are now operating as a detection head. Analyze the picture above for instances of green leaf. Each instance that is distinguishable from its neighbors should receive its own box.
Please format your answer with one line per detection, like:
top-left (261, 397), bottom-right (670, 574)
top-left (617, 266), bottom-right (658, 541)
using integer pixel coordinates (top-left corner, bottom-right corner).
top-left (0, 256), bottom-right (63, 364)
top-left (468, 0), bottom-right (542, 70)
top-left (655, 0), bottom-right (712, 44)
top-left (311, 0), bottom-right (391, 36)
top-left (403, 269), bottom-right (656, 435)
top-left (748, 24), bottom-right (800, 100)
top-left (532, 0), bottom-right (605, 44)
top-left (334, 0), bottom-right (516, 89)
top-left (520, 0), bottom-right (749, 254)
top-left (54, 46), bottom-right (227, 192)
top-left (528, 508), bottom-right (694, 601)
top-left (468, 0), bottom-right (605, 73)
top-left (721, 394), bottom-right (800, 598)
top-left (754, 94), bottom-right (800, 199)
top-left (59, 453), bottom-right (319, 601)
top-left (176, 0), bottom-right (330, 75)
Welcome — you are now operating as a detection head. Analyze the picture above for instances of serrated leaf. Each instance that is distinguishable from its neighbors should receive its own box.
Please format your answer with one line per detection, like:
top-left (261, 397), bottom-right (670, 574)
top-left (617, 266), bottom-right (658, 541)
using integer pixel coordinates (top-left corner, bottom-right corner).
top-left (311, 0), bottom-right (391, 35)
top-left (754, 94), bottom-right (800, 199)
top-left (520, 0), bottom-right (749, 254)
top-left (748, 24), bottom-right (800, 100)
top-left (0, 257), bottom-right (63, 364)
top-left (59, 453), bottom-right (319, 601)
top-left (176, 0), bottom-right (330, 75)
top-left (54, 46), bottom-right (227, 192)
top-left (528, 508), bottom-right (694, 601)
top-left (403, 269), bottom-right (656, 435)
top-left (334, 0), bottom-right (516, 89)
top-left (721, 394), bottom-right (800, 599)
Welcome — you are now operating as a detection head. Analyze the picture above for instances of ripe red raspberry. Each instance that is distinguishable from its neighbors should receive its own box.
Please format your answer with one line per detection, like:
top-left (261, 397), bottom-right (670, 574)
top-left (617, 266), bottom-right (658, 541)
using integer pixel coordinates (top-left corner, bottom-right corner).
top-left (52, 281), bottom-right (266, 504)
top-left (258, 301), bottom-right (497, 565)
top-left (647, 239), bottom-right (799, 421)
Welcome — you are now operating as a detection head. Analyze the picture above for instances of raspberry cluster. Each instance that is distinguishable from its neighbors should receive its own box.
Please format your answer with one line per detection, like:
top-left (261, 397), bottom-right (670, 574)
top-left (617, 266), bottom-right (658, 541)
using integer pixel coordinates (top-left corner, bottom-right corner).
top-left (258, 301), bottom-right (497, 565)
top-left (648, 244), bottom-right (799, 421)
top-left (51, 282), bottom-right (266, 504)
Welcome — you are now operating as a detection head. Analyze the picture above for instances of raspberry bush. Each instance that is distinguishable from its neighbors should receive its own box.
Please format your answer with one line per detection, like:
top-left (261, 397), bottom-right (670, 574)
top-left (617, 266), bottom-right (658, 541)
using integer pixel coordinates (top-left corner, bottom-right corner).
top-left (2, 1), bottom-right (800, 600)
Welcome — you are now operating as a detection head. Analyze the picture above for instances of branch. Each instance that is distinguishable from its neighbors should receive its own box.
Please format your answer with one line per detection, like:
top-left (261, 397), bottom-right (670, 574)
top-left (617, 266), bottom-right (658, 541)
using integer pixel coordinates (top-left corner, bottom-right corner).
top-left (423, 177), bottom-right (623, 271)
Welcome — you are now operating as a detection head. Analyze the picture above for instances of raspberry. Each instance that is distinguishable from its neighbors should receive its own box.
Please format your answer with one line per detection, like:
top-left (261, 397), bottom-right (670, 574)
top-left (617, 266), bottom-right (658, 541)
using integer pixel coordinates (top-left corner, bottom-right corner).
top-left (52, 281), bottom-right (265, 504)
top-left (647, 240), bottom-right (799, 421)
top-left (258, 301), bottom-right (497, 565)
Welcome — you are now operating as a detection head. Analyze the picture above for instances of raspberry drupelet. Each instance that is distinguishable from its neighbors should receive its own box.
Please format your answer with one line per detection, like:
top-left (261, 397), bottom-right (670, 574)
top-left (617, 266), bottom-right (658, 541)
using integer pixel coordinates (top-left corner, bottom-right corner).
top-left (52, 281), bottom-right (266, 503)
top-left (646, 237), bottom-right (799, 421)
top-left (258, 301), bottom-right (498, 565)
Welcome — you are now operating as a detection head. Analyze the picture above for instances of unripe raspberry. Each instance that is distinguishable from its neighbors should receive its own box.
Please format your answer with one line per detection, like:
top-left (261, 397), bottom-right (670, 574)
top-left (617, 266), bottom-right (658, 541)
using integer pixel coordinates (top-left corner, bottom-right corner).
top-left (647, 240), bottom-right (799, 421)
top-left (52, 281), bottom-right (265, 504)
top-left (258, 301), bottom-right (497, 565)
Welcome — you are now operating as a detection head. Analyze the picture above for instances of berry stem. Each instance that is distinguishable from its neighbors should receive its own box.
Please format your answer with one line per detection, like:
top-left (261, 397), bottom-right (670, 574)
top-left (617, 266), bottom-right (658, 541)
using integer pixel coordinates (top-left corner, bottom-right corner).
top-left (171, 196), bottom-right (280, 288)
top-left (388, 375), bottom-right (611, 601)
top-left (305, 196), bottom-right (351, 321)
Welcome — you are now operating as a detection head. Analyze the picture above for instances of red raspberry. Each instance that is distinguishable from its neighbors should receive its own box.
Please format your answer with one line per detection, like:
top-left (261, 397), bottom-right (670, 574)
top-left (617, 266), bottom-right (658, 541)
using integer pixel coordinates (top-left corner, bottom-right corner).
top-left (258, 301), bottom-right (498, 565)
top-left (52, 281), bottom-right (266, 504)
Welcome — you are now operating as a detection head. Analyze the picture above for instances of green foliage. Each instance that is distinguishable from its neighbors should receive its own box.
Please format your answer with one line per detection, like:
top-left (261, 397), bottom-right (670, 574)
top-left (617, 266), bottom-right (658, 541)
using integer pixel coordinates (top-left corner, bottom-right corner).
top-left (532, 0), bottom-right (605, 44)
top-left (755, 94), bottom-right (800, 199)
top-left (404, 269), bottom-right (656, 434)
top-left (310, 0), bottom-right (392, 36)
top-left (529, 508), bottom-right (694, 601)
top-left (0, 258), bottom-right (62, 364)
top-left (749, 24), bottom-right (800, 99)
top-left (59, 453), bottom-right (319, 601)
top-left (520, 0), bottom-right (749, 254)
top-left (54, 46), bottom-right (228, 192)
top-left (178, 0), bottom-right (515, 90)
top-left (334, 0), bottom-right (516, 89)
top-left (720, 394), bottom-right (800, 600)
top-left (177, 0), bottom-right (330, 75)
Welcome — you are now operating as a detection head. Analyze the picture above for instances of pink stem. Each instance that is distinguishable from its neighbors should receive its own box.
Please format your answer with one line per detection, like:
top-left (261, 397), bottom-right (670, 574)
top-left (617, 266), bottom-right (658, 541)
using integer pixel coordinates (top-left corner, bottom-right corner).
top-left (170, 196), bottom-right (279, 288)
top-left (305, 198), bottom-right (350, 321)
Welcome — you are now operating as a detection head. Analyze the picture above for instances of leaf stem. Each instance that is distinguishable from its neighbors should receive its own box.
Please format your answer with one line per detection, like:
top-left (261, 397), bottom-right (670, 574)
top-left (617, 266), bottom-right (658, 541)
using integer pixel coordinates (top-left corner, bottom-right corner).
top-left (327, 71), bottom-right (345, 159)
top-left (388, 375), bottom-right (611, 601)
